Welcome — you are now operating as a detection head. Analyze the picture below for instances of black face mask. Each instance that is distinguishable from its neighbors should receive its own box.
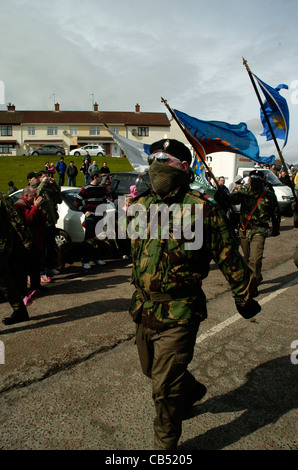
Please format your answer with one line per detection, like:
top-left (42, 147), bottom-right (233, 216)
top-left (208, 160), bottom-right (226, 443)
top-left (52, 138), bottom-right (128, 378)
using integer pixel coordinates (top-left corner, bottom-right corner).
top-left (148, 160), bottom-right (190, 197)
top-left (250, 178), bottom-right (264, 192)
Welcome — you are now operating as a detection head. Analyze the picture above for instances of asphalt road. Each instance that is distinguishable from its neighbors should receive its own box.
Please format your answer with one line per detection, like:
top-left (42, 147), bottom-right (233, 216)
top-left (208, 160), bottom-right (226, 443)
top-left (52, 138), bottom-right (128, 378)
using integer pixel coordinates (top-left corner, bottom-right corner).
top-left (0, 216), bottom-right (297, 455)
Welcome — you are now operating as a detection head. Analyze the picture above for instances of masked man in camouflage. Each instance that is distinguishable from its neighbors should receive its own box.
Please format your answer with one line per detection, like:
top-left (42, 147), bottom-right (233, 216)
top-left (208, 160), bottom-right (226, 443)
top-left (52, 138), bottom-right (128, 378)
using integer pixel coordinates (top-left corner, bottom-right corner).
top-left (226, 169), bottom-right (280, 295)
top-left (128, 139), bottom-right (261, 450)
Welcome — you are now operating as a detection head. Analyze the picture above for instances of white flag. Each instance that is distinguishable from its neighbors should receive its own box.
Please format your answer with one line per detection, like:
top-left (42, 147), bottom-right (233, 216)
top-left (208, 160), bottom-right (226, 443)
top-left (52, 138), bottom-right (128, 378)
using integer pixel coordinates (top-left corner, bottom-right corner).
top-left (105, 125), bottom-right (150, 173)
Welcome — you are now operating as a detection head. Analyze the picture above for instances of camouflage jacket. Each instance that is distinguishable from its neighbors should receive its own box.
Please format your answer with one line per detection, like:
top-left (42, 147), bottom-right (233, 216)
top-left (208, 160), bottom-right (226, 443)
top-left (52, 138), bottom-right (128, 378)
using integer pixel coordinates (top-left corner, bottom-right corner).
top-left (0, 193), bottom-right (32, 253)
top-left (129, 186), bottom-right (257, 329)
top-left (227, 187), bottom-right (280, 235)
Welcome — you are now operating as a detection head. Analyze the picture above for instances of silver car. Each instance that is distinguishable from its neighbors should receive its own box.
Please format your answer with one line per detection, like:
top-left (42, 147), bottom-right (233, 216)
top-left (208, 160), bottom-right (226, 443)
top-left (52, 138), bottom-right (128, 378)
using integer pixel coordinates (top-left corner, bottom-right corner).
top-left (30, 145), bottom-right (65, 156)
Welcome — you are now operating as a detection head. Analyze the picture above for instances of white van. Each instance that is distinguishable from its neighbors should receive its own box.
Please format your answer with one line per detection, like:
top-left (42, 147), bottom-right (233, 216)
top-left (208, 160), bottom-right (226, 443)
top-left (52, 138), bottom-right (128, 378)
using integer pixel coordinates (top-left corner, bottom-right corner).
top-left (205, 152), bottom-right (294, 215)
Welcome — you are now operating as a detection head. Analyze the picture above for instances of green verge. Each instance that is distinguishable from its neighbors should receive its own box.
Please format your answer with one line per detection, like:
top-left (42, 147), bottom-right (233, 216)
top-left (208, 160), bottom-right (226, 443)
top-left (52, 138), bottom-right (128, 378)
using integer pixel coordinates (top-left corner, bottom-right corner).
top-left (0, 155), bottom-right (134, 193)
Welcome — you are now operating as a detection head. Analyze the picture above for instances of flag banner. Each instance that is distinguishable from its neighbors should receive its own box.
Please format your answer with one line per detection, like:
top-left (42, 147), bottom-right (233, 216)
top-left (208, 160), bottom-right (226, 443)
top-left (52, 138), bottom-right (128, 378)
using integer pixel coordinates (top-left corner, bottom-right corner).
top-left (191, 155), bottom-right (213, 188)
top-left (174, 109), bottom-right (273, 165)
top-left (183, 125), bottom-right (207, 162)
top-left (192, 154), bottom-right (205, 175)
top-left (189, 169), bottom-right (216, 198)
top-left (252, 74), bottom-right (290, 148)
top-left (105, 125), bottom-right (150, 173)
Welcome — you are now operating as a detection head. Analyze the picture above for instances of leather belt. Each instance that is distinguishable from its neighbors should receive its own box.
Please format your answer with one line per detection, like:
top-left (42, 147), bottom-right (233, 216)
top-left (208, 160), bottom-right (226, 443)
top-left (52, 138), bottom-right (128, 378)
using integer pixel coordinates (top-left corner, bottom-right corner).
top-left (136, 284), bottom-right (201, 303)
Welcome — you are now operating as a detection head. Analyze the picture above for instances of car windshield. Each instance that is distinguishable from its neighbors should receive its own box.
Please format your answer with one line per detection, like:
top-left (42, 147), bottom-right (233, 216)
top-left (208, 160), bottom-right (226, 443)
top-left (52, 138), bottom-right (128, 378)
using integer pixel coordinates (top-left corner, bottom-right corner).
top-left (107, 172), bottom-right (151, 196)
top-left (242, 169), bottom-right (283, 186)
top-left (61, 189), bottom-right (82, 211)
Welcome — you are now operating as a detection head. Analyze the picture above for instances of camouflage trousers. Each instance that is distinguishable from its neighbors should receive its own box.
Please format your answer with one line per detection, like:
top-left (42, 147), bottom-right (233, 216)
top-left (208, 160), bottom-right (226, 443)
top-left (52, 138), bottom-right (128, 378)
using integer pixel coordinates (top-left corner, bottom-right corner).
top-left (240, 231), bottom-right (266, 285)
top-left (135, 320), bottom-right (200, 450)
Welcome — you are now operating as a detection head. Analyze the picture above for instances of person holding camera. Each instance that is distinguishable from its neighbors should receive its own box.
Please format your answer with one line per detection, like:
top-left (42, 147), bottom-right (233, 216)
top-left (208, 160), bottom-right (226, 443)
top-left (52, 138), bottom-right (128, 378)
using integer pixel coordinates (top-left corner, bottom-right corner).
top-left (15, 184), bottom-right (47, 296)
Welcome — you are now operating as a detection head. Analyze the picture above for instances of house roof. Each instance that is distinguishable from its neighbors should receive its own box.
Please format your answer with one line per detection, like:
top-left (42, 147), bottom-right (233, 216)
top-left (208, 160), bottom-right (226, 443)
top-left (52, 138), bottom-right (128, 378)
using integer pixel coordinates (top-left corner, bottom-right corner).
top-left (0, 110), bottom-right (170, 126)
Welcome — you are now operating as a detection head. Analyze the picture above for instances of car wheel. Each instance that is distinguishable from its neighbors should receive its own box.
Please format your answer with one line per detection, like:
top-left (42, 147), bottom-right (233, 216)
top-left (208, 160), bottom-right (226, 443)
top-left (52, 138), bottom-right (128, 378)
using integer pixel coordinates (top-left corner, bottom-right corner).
top-left (97, 152), bottom-right (103, 156)
top-left (55, 229), bottom-right (71, 248)
top-left (74, 151), bottom-right (80, 156)
top-left (56, 151), bottom-right (63, 155)
top-left (32, 151), bottom-right (39, 155)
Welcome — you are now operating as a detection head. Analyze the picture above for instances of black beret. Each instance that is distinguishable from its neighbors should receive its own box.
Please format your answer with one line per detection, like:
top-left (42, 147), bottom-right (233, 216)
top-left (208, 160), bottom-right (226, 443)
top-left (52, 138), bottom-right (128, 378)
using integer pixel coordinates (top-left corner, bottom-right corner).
top-left (149, 139), bottom-right (192, 165)
top-left (249, 170), bottom-right (264, 178)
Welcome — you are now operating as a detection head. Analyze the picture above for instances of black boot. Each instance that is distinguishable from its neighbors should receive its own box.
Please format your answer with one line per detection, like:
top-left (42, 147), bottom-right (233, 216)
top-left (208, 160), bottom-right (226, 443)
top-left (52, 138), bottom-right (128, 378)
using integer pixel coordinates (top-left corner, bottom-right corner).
top-left (183, 380), bottom-right (207, 419)
top-left (2, 306), bottom-right (30, 325)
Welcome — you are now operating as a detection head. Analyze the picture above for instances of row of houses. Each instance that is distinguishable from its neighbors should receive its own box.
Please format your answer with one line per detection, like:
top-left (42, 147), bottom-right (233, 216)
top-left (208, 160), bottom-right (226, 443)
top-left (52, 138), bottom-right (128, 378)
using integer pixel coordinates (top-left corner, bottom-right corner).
top-left (0, 102), bottom-right (185, 157)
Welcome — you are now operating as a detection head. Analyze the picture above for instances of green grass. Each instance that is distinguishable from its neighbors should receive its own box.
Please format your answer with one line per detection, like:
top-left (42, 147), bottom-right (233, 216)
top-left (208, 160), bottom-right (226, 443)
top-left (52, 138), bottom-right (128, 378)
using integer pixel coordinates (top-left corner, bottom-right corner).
top-left (0, 155), bottom-right (134, 193)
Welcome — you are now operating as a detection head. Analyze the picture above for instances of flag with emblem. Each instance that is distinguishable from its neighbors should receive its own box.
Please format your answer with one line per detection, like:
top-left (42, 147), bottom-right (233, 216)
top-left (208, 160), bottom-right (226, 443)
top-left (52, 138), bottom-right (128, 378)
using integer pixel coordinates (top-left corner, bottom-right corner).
top-left (252, 74), bottom-right (290, 148)
top-left (174, 109), bottom-right (274, 165)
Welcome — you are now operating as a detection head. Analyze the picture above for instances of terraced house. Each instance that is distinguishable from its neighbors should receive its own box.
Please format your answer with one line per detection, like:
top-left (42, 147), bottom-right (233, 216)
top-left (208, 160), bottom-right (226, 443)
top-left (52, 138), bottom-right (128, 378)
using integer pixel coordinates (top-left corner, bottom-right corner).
top-left (0, 102), bottom-right (172, 157)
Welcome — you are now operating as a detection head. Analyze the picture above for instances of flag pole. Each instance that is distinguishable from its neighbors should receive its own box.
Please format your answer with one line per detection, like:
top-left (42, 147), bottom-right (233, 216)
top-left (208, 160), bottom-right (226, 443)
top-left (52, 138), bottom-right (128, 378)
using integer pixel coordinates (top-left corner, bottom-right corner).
top-left (242, 58), bottom-right (297, 208)
top-left (161, 97), bottom-right (219, 187)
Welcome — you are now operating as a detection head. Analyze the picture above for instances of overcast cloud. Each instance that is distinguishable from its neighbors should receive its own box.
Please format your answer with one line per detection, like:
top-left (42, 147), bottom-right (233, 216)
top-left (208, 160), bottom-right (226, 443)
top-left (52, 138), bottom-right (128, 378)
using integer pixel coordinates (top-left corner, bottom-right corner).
top-left (1, 0), bottom-right (298, 162)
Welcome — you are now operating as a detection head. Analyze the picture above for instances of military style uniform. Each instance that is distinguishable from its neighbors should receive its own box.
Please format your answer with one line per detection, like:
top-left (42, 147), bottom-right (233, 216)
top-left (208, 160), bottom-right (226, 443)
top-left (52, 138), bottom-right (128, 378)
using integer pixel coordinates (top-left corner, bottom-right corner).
top-left (228, 185), bottom-right (280, 286)
top-left (129, 185), bottom-right (259, 449)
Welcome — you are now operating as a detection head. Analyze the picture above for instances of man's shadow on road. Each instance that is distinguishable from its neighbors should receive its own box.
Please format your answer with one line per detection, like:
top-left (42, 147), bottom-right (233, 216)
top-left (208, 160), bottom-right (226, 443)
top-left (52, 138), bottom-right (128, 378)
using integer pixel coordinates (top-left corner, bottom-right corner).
top-left (259, 271), bottom-right (298, 296)
top-left (179, 355), bottom-right (298, 450)
top-left (0, 297), bottom-right (132, 335)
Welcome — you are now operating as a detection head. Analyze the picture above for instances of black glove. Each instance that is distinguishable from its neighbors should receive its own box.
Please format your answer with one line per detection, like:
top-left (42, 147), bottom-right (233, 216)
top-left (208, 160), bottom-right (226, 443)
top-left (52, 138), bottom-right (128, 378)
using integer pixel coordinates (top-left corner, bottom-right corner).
top-left (236, 299), bottom-right (261, 319)
top-left (271, 229), bottom-right (280, 237)
top-left (214, 189), bottom-right (230, 211)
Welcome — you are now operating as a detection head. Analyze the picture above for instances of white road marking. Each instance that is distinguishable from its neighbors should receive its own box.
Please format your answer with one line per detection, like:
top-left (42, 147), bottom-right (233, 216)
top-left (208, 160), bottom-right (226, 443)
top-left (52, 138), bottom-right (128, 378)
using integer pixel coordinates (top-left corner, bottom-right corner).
top-left (196, 277), bottom-right (298, 344)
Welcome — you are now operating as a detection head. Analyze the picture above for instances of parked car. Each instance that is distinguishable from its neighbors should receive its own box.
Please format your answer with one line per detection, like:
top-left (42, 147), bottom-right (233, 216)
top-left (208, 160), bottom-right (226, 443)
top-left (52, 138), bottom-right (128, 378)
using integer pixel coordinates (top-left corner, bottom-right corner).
top-left (30, 145), bottom-right (65, 156)
top-left (9, 186), bottom-right (117, 247)
top-left (69, 144), bottom-right (106, 157)
top-left (10, 187), bottom-right (85, 247)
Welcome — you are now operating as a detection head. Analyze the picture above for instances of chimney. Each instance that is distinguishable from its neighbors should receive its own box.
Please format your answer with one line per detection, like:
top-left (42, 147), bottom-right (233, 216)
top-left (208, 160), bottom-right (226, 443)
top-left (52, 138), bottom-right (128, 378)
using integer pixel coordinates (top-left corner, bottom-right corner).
top-left (7, 103), bottom-right (15, 112)
top-left (94, 102), bottom-right (99, 112)
top-left (135, 103), bottom-right (140, 113)
top-left (55, 102), bottom-right (60, 112)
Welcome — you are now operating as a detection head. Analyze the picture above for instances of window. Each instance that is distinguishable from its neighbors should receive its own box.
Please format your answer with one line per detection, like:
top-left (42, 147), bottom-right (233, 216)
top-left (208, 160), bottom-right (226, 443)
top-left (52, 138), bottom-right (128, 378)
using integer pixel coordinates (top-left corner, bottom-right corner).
top-left (70, 127), bottom-right (77, 136)
top-left (28, 126), bottom-right (35, 136)
top-left (47, 126), bottom-right (58, 136)
top-left (90, 126), bottom-right (100, 136)
top-left (0, 144), bottom-right (13, 154)
top-left (1, 126), bottom-right (12, 136)
top-left (138, 127), bottom-right (149, 136)
top-left (112, 127), bottom-right (119, 134)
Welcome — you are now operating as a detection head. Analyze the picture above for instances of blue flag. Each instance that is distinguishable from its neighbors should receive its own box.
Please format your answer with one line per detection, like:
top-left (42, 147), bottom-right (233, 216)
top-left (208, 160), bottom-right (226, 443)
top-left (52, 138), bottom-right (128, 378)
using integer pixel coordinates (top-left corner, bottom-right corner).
top-left (192, 154), bottom-right (205, 176)
top-left (253, 74), bottom-right (290, 148)
top-left (174, 109), bottom-right (274, 164)
top-left (191, 154), bottom-right (213, 188)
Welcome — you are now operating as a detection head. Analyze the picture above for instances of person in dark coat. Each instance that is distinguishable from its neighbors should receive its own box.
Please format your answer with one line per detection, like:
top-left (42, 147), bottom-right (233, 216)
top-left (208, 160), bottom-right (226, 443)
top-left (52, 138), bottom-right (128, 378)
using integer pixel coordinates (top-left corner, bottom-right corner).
top-left (66, 161), bottom-right (78, 186)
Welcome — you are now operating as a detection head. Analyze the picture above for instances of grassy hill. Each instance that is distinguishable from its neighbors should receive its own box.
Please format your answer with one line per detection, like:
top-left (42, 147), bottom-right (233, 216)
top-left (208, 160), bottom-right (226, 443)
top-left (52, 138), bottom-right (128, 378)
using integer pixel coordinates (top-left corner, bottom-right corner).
top-left (0, 155), bottom-right (134, 194)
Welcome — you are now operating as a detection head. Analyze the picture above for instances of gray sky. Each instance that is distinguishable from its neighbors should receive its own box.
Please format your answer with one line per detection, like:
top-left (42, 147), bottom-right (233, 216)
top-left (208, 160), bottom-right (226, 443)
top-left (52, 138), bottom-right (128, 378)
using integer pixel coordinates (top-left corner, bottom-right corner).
top-left (1, 0), bottom-right (298, 163)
